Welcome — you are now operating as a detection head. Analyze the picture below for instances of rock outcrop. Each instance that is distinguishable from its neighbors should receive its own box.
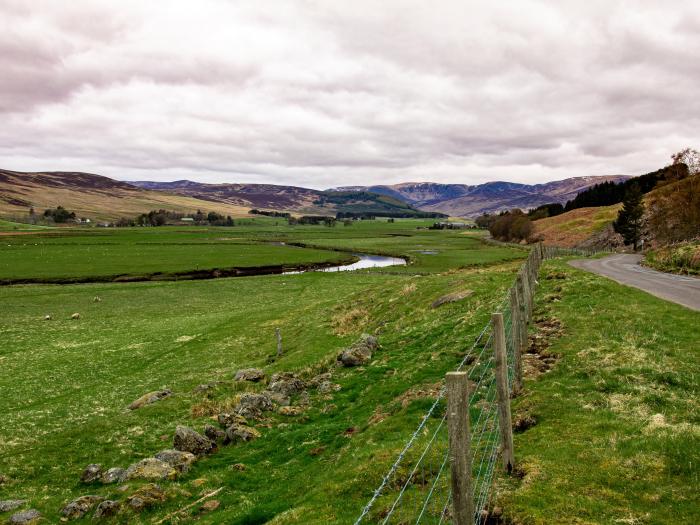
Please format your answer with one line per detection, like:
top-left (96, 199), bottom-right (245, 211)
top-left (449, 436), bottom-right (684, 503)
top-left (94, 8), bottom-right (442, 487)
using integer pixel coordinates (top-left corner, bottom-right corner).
top-left (80, 464), bottom-right (103, 483)
top-left (124, 458), bottom-right (177, 481)
top-left (93, 500), bottom-right (120, 518)
top-left (61, 495), bottom-right (104, 520)
top-left (154, 449), bottom-right (196, 473)
top-left (337, 334), bottom-right (378, 366)
top-left (8, 509), bottom-right (41, 524)
top-left (234, 368), bottom-right (265, 382)
top-left (126, 484), bottom-right (166, 512)
top-left (225, 424), bottom-right (261, 443)
top-left (173, 425), bottom-right (216, 456)
top-left (0, 501), bottom-right (26, 513)
top-left (128, 389), bottom-right (172, 410)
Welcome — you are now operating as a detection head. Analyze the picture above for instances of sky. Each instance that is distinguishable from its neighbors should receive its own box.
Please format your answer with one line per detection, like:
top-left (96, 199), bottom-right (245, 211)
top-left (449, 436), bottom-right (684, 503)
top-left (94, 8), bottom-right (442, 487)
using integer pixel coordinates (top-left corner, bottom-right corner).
top-left (1, 1), bottom-right (698, 189)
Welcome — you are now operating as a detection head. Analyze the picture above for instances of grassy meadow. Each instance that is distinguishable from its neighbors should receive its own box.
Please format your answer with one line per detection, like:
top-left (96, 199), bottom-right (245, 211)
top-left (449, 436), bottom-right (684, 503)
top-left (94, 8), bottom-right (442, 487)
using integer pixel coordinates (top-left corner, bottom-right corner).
top-left (1, 218), bottom-right (697, 524)
top-left (0, 219), bottom-right (526, 523)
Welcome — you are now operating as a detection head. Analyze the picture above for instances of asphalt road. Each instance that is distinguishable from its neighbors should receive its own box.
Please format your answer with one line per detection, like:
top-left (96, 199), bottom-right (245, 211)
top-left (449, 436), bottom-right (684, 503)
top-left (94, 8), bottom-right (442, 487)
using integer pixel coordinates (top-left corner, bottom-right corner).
top-left (570, 254), bottom-right (700, 311)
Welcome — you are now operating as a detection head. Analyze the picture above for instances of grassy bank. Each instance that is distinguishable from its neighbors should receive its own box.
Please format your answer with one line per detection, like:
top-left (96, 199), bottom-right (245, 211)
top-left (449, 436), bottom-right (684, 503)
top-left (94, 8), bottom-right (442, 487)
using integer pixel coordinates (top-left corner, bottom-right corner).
top-left (494, 258), bottom-right (700, 524)
top-left (644, 241), bottom-right (700, 276)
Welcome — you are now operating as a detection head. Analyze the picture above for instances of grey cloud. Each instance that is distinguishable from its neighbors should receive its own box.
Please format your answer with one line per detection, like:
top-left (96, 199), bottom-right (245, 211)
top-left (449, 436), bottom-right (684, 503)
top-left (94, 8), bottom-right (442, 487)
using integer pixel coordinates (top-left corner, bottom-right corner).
top-left (0, 0), bottom-right (698, 188)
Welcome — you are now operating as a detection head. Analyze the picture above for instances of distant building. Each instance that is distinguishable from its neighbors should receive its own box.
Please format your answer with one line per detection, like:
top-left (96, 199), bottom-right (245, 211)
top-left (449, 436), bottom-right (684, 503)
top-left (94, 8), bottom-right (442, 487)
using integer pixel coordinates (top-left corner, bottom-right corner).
top-left (181, 217), bottom-right (194, 222)
top-left (430, 222), bottom-right (476, 230)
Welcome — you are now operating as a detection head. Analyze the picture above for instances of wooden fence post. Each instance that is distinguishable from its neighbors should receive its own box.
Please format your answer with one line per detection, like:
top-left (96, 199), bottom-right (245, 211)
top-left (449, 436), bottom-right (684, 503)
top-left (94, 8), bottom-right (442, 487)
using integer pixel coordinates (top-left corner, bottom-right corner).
top-left (509, 286), bottom-right (523, 395)
top-left (516, 273), bottom-right (529, 360)
top-left (492, 313), bottom-right (515, 472)
top-left (446, 371), bottom-right (473, 525)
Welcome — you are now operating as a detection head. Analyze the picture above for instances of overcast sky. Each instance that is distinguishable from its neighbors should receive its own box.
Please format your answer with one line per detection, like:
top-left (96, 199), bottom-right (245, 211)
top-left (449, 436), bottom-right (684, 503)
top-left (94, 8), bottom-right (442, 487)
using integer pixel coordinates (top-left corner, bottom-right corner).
top-left (1, 1), bottom-right (698, 188)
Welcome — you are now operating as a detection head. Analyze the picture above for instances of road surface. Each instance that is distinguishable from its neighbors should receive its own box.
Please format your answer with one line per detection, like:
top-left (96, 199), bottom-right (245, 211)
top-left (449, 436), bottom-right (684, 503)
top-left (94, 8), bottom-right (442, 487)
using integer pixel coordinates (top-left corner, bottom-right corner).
top-left (570, 254), bottom-right (700, 311)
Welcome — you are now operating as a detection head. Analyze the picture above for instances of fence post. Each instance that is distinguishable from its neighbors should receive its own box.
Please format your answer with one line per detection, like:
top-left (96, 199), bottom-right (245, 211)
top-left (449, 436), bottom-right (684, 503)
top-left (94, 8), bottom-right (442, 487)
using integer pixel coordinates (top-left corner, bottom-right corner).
top-left (276, 328), bottom-right (283, 356)
top-left (509, 286), bottom-right (523, 395)
top-left (492, 313), bottom-right (515, 472)
top-left (446, 371), bottom-right (473, 525)
top-left (516, 273), bottom-right (529, 362)
top-left (520, 267), bottom-right (531, 319)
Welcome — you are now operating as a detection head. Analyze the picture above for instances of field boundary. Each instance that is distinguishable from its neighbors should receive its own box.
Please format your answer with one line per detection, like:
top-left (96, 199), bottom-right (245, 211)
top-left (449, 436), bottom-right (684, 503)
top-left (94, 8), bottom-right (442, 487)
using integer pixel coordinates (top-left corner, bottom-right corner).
top-left (354, 243), bottom-right (596, 524)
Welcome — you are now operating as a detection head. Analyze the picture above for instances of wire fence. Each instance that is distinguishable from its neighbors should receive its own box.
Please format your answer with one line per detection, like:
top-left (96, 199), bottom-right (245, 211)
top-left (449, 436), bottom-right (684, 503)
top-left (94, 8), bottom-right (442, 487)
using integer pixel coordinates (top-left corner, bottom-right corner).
top-left (355, 243), bottom-right (574, 524)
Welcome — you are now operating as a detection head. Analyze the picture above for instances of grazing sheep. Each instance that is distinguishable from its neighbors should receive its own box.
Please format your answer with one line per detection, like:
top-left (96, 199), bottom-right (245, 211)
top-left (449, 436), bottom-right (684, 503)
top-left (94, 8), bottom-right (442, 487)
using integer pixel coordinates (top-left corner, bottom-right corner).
top-left (93, 296), bottom-right (101, 302)
top-left (44, 315), bottom-right (52, 321)
top-left (71, 313), bottom-right (81, 320)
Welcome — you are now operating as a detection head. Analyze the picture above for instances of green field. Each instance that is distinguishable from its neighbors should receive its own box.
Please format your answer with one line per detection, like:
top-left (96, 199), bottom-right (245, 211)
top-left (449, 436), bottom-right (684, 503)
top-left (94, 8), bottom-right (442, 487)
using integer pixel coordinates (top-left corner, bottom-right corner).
top-left (0, 220), bottom-right (526, 523)
top-left (0, 220), bottom-right (697, 524)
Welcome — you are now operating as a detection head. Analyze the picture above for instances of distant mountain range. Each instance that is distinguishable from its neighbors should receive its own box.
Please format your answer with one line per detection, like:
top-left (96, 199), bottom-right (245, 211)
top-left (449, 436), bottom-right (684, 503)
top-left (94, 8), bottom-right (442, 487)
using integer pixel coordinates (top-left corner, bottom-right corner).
top-left (330, 176), bottom-right (631, 216)
top-left (1, 169), bottom-right (630, 221)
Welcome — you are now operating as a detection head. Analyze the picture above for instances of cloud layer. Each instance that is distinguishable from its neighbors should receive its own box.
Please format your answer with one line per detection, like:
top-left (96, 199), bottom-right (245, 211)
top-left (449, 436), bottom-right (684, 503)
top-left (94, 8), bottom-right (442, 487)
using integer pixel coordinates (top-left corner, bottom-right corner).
top-left (1, 0), bottom-right (698, 188)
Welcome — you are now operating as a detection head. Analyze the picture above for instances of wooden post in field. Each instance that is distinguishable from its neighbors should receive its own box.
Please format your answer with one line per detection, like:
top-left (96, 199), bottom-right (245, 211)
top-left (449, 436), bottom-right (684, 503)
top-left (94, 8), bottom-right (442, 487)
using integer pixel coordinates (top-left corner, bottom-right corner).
top-left (446, 371), bottom-right (473, 525)
top-left (516, 273), bottom-right (529, 357)
top-left (276, 328), bottom-right (283, 356)
top-left (509, 286), bottom-right (523, 394)
top-left (520, 268), bottom-right (531, 319)
top-left (492, 313), bottom-right (515, 472)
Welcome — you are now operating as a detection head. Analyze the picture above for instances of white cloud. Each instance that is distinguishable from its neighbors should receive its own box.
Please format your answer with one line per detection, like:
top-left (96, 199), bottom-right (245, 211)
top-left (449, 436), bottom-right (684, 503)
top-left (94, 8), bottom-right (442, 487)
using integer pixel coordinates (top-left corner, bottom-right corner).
top-left (0, 0), bottom-right (698, 188)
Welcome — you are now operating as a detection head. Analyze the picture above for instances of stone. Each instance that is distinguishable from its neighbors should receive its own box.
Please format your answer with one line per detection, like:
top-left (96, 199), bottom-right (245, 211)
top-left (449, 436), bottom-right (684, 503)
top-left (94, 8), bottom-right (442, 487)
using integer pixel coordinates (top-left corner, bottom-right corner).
top-left (126, 484), bottom-right (166, 512)
top-left (0, 501), bottom-right (26, 513)
top-left (298, 391), bottom-right (310, 406)
top-left (204, 424), bottom-right (227, 443)
top-left (318, 381), bottom-right (342, 394)
top-left (431, 290), bottom-right (473, 308)
top-left (60, 495), bottom-right (104, 520)
top-left (225, 424), bottom-right (261, 443)
top-left (234, 393), bottom-right (273, 419)
top-left (200, 499), bottom-right (220, 513)
top-left (338, 334), bottom-right (378, 365)
top-left (231, 463), bottom-right (246, 471)
top-left (173, 425), bottom-right (216, 456)
top-left (263, 391), bottom-right (290, 406)
top-left (80, 463), bottom-right (103, 483)
top-left (8, 509), bottom-right (40, 524)
top-left (128, 389), bottom-right (172, 410)
top-left (278, 406), bottom-right (303, 416)
top-left (308, 372), bottom-right (332, 388)
top-left (124, 458), bottom-right (177, 481)
top-left (267, 372), bottom-right (306, 397)
top-left (154, 449), bottom-right (196, 473)
top-left (217, 413), bottom-right (248, 428)
top-left (100, 467), bottom-right (126, 484)
top-left (234, 368), bottom-right (265, 382)
top-left (93, 500), bottom-right (120, 519)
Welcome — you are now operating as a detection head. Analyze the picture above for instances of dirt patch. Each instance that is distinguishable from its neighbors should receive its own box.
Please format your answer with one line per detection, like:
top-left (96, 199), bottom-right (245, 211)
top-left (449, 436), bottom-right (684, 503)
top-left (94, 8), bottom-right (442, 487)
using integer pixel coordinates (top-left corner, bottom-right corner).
top-left (513, 413), bottom-right (537, 433)
top-left (523, 316), bottom-right (563, 379)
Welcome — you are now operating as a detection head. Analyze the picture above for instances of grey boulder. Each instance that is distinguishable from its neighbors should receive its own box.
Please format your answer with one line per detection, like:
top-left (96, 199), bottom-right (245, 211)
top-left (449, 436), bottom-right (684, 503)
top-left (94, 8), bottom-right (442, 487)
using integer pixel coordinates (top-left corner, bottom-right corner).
top-left (173, 425), bottom-right (216, 456)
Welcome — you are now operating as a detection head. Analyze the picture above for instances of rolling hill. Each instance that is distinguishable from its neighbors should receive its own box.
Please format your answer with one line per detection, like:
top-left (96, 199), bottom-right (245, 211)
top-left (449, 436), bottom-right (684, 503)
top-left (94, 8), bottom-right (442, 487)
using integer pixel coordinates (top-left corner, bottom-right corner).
top-left (0, 170), bottom-right (440, 222)
top-left (0, 170), bottom-right (254, 222)
top-left (130, 180), bottom-right (443, 218)
top-left (332, 176), bottom-right (630, 217)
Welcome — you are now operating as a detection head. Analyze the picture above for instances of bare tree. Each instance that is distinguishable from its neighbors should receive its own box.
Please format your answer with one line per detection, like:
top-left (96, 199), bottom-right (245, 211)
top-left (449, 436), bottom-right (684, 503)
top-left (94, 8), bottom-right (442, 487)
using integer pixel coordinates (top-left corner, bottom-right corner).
top-left (671, 147), bottom-right (700, 176)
